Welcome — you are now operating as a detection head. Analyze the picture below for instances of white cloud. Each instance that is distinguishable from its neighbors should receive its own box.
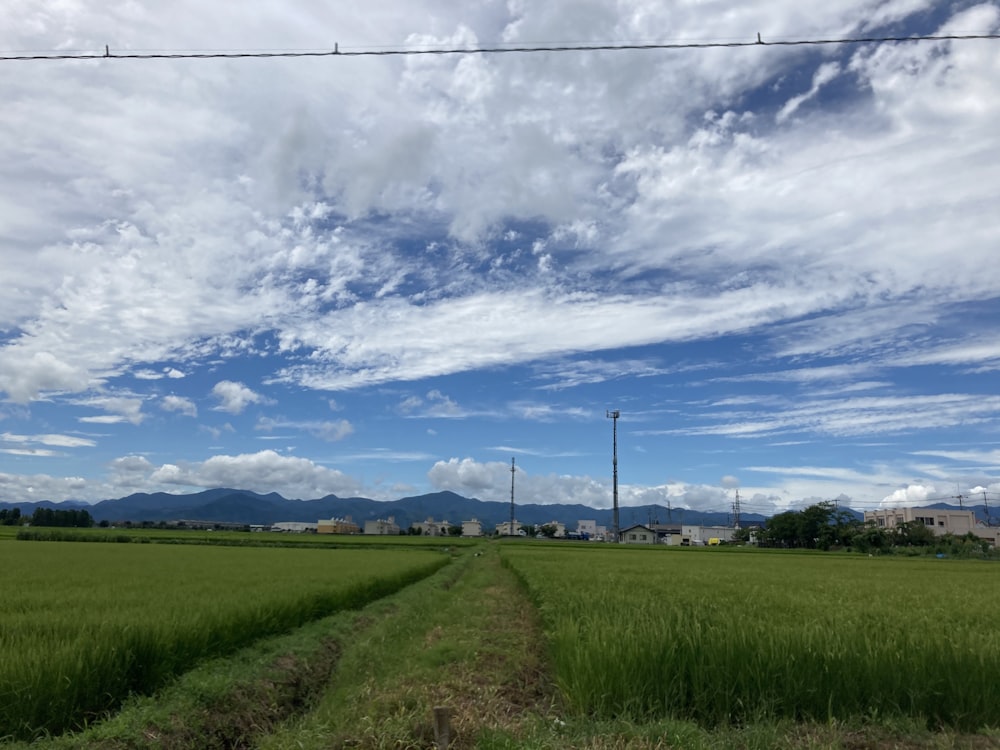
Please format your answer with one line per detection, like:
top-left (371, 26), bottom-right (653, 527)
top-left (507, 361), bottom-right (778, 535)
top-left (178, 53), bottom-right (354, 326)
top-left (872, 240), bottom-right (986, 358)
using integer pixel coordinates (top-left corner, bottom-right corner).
top-left (135, 367), bottom-right (186, 381)
top-left (428, 456), bottom-right (767, 512)
top-left (146, 449), bottom-right (361, 499)
top-left (1, 431), bottom-right (96, 448)
top-left (161, 395), bottom-right (197, 418)
top-left (211, 381), bottom-right (266, 415)
top-left (879, 484), bottom-right (936, 508)
top-left (256, 416), bottom-right (354, 441)
top-left (776, 61), bottom-right (842, 123)
top-left (679, 394), bottom-right (1000, 439)
top-left (72, 395), bottom-right (145, 425)
top-left (1, 448), bottom-right (60, 457)
top-left (0, 2), bottom-right (996, 406)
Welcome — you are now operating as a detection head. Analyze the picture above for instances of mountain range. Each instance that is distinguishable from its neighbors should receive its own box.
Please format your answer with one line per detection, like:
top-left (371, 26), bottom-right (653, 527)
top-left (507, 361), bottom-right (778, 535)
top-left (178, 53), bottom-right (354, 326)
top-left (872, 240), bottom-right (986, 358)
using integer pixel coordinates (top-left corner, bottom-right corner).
top-left (1, 488), bottom-right (769, 530)
top-left (2, 490), bottom-right (991, 531)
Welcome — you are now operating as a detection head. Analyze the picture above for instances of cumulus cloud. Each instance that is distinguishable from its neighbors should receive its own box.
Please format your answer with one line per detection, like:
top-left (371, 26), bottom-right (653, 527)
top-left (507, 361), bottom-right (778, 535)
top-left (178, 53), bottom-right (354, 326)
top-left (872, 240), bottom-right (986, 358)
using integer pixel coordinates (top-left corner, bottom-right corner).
top-left (161, 395), bottom-right (198, 418)
top-left (880, 484), bottom-right (936, 508)
top-left (428, 456), bottom-right (760, 511)
top-left (211, 381), bottom-right (267, 415)
top-left (145, 449), bottom-right (362, 498)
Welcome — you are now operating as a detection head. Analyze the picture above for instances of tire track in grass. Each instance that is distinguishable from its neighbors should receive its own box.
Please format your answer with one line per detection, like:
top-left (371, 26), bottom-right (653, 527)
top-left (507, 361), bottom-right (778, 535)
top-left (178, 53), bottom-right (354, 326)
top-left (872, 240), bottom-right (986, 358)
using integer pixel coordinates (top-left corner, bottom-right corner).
top-left (258, 545), bottom-right (557, 750)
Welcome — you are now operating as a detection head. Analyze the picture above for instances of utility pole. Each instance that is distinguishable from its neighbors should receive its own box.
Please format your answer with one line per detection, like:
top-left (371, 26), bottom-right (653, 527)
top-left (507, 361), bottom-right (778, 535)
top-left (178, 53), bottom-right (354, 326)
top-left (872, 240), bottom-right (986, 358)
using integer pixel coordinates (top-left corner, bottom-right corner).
top-left (607, 410), bottom-right (620, 543)
top-left (509, 457), bottom-right (516, 536)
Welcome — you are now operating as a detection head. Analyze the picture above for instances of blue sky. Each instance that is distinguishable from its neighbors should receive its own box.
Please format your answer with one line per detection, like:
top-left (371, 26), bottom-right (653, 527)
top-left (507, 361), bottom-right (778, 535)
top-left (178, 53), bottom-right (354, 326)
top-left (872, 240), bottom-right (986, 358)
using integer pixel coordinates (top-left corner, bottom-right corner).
top-left (2, 0), bottom-right (999, 515)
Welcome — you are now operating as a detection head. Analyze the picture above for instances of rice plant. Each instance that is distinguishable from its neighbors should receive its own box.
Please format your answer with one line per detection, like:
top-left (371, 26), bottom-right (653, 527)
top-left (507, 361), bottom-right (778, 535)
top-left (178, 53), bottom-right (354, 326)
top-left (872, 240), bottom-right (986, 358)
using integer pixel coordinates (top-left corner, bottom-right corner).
top-left (0, 543), bottom-right (447, 740)
top-left (502, 546), bottom-right (1000, 730)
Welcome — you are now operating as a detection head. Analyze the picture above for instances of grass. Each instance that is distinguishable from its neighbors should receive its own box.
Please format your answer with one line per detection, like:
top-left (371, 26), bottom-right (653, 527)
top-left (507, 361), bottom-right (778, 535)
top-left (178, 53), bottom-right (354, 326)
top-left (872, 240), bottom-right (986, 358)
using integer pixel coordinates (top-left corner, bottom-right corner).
top-left (0, 541), bottom-right (448, 741)
top-left (501, 544), bottom-right (1000, 731)
top-left (11, 525), bottom-right (480, 548)
top-left (6, 540), bottom-right (1000, 748)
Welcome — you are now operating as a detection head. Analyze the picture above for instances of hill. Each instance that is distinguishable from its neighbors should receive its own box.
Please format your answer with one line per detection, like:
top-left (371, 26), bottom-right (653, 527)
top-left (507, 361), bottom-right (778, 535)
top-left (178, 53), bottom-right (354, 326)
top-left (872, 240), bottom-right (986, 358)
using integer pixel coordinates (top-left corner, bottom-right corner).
top-left (0, 488), bottom-right (772, 530)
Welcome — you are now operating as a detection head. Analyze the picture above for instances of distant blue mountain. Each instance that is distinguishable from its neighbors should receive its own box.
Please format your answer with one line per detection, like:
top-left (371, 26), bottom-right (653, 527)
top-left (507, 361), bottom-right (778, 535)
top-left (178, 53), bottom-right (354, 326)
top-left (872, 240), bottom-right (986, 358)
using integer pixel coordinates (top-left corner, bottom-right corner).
top-left (0, 488), bottom-right (761, 530)
top-left (0, 491), bottom-right (984, 531)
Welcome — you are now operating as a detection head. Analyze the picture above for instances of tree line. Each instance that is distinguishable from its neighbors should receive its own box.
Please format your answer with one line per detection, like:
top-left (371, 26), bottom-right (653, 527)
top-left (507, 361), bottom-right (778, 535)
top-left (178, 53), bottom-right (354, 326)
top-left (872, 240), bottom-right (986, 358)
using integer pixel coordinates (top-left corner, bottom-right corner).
top-left (742, 501), bottom-right (991, 556)
top-left (0, 507), bottom-right (94, 528)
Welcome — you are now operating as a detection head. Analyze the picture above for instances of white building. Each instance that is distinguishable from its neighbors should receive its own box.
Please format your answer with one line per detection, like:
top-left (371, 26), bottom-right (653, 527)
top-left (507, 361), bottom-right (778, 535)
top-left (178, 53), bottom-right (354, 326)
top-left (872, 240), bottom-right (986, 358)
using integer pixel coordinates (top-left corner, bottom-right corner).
top-left (461, 519), bottom-right (483, 537)
top-left (495, 520), bottom-right (524, 536)
top-left (577, 520), bottom-right (597, 538)
top-left (270, 521), bottom-right (317, 533)
top-left (364, 516), bottom-right (400, 535)
top-left (658, 525), bottom-right (737, 546)
top-left (864, 507), bottom-right (974, 535)
top-left (538, 520), bottom-right (566, 538)
top-left (863, 507), bottom-right (998, 545)
top-left (620, 524), bottom-right (656, 544)
top-left (412, 517), bottom-right (451, 536)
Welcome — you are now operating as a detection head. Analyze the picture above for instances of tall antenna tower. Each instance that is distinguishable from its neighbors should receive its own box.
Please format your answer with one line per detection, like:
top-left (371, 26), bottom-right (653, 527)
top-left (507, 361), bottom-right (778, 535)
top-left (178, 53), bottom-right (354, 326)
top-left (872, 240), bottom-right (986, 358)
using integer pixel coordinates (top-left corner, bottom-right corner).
top-left (732, 489), bottom-right (742, 530)
top-left (509, 457), bottom-right (516, 536)
top-left (606, 410), bottom-right (620, 543)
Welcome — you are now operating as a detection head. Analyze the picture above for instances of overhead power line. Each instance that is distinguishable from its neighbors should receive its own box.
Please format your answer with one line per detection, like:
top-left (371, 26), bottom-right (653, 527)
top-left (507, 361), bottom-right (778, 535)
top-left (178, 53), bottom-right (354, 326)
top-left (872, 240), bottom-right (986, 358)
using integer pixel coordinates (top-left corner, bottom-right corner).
top-left (2, 32), bottom-right (999, 62)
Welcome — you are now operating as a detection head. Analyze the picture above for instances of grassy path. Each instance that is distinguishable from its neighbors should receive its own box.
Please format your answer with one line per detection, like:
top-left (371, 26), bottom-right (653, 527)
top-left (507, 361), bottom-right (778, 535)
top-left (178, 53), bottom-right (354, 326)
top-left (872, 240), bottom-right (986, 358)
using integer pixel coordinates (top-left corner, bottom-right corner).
top-left (260, 545), bottom-right (555, 749)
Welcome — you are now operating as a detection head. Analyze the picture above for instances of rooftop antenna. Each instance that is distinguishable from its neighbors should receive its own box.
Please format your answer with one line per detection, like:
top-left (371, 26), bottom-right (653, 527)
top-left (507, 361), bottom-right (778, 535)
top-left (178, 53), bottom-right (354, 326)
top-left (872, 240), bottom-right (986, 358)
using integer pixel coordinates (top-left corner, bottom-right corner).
top-left (509, 457), bottom-right (516, 536)
top-left (606, 410), bottom-right (620, 543)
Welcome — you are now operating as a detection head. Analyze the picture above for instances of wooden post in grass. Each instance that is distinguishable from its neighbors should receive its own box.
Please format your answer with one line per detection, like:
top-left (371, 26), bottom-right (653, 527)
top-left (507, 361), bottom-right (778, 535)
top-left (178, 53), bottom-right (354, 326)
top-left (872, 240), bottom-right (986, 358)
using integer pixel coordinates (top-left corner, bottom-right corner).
top-left (433, 706), bottom-right (451, 748)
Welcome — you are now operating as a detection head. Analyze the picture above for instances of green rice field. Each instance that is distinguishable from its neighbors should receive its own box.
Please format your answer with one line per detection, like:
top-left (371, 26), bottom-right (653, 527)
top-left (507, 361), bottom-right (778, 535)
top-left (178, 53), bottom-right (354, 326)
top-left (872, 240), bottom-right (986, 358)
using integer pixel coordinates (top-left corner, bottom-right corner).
top-left (501, 545), bottom-right (1000, 730)
top-left (0, 541), bottom-right (448, 741)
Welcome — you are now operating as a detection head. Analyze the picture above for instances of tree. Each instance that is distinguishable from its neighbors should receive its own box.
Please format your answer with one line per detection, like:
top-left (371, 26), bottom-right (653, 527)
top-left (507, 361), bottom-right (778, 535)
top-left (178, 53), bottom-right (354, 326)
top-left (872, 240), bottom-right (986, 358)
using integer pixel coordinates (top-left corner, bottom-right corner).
top-left (761, 510), bottom-right (803, 547)
top-left (30, 507), bottom-right (93, 528)
top-left (538, 524), bottom-right (558, 539)
top-left (519, 524), bottom-right (537, 538)
top-left (447, 524), bottom-right (462, 537)
top-left (893, 521), bottom-right (935, 547)
top-left (852, 524), bottom-right (889, 554)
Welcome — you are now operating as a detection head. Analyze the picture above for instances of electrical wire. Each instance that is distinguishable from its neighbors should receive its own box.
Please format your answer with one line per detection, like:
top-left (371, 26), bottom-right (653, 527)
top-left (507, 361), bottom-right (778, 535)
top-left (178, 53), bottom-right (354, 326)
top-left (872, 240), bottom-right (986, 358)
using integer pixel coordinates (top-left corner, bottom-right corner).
top-left (2, 32), bottom-right (999, 61)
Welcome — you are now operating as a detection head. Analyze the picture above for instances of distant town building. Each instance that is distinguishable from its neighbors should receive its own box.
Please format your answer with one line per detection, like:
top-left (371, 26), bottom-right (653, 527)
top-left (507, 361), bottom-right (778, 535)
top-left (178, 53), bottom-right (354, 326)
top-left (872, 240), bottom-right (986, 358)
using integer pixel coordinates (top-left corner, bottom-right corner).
top-left (677, 524), bottom-right (737, 546)
top-left (865, 507), bottom-right (974, 535)
top-left (540, 520), bottom-right (566, 538)
top-left (649, 523), bottom-right (682, 544)
top-left (495, 520), bottom-right (523, 536)
top-left (461, 519), bottom-right (483, 537)
top-left (317, 516), bottom-right (360, 535)
top-left (864, 506), bottom-right (998, 544)
top-left (412, 517), bottom-right (451, 536)
top-left (620, 524), bottom-right (656, 544)
top-left (576, 520), bottom-right (597, 538)
top-left (364, 516), bottom-right (400, 535)
top-left (270, 521), bottom-right (317, 533)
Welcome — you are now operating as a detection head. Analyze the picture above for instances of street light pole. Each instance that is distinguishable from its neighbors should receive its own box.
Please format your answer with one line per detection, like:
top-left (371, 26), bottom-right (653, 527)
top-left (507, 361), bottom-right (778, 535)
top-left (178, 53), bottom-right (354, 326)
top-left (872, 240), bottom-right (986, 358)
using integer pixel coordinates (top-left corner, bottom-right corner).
top-left (509, 457), bottom-right (516, 536)
top-left (607, 410), bottom-right (620, 542)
